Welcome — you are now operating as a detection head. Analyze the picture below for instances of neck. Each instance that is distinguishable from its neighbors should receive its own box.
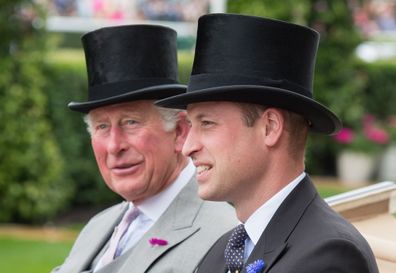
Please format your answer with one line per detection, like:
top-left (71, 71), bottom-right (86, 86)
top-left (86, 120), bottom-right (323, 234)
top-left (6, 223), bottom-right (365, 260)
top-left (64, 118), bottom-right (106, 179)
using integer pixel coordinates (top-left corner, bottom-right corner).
top-left (133, 155), bottom-right (189, 205)
top-left (233, 159), bottom-right (304, 222)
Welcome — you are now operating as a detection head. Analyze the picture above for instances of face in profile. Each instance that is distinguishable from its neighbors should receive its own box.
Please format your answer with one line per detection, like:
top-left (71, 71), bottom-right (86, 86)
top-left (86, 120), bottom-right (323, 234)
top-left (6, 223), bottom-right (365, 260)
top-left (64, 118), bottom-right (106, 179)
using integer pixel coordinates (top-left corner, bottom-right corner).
top-left (183, 101), bottom-right (268, 205)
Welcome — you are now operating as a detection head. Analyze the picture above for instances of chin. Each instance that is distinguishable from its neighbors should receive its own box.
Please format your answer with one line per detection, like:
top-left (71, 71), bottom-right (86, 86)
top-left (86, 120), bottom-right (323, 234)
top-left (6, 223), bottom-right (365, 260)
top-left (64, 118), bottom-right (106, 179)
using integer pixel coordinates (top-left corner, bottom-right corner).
top-left (197, 189), bottom-right (211, 201)
top-left (198, 189), bottom-right (221, 201)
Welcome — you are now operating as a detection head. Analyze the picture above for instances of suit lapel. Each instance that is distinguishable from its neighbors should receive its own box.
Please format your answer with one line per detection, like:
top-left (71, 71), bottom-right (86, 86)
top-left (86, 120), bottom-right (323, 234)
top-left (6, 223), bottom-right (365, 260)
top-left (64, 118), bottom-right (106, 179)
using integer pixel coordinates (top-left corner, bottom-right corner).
top-left (64, 202), bottom-right (129, 273)
top-left (242, 176), bottom-right (318, 273)
top-left (242, 243), bottom-right (287, 273)
top-left (195, 230), bottom-right (231, 273)
top-left (119, 179), bottom-right (204, 272)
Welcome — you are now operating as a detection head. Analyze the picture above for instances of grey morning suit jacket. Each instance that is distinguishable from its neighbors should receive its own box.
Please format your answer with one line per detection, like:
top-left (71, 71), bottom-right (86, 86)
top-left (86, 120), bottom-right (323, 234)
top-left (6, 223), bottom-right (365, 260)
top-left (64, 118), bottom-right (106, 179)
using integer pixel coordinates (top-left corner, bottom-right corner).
top-left (196, 175), bottom-right (379, 273)
top-left (52, 178), bottom-right (237, 273)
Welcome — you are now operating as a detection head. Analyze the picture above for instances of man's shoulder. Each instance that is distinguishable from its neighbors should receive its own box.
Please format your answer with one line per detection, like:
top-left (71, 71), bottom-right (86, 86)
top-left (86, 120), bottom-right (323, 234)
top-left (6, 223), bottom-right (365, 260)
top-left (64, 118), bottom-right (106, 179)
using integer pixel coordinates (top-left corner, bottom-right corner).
top-left (293, 195), bottom-right (374, 255)
top-left (260, 195), bottom-right (378, 273)
top-left (84, 201), bottom-right (126, 226)
top-left (197, 200), bottom-right (237, 230)
top-left (200, 200), bottom-right (235, 214)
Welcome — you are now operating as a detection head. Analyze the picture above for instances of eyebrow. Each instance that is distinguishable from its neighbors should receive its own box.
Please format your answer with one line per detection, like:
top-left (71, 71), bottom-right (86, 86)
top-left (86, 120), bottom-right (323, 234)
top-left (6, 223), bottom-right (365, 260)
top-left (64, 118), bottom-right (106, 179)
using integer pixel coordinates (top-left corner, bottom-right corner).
top-left (197, 111), bottom-right (219, 119)
top-left (188, 108), bottom-right (219, 122)
top-left (89, 113), bottom-right (106, 123)
top-left (195, 113), bottom-right (208, 120)
top-left (187, 113), bottom-right (210, 123)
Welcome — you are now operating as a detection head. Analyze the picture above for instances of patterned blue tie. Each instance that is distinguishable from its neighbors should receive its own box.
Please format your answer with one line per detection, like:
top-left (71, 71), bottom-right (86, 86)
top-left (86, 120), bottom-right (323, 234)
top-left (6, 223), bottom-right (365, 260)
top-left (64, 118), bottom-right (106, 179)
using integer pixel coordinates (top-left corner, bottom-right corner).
top-left (224, 224), bottom-right (248, 273)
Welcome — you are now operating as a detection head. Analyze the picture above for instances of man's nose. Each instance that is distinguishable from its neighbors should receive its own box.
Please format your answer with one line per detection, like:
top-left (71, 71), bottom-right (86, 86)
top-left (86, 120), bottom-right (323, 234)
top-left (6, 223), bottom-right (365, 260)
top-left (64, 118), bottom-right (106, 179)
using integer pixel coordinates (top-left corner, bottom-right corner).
top-left (182, 128), bottom-right (201, 158)
top-left (107, 126), bottom-right (129, 155)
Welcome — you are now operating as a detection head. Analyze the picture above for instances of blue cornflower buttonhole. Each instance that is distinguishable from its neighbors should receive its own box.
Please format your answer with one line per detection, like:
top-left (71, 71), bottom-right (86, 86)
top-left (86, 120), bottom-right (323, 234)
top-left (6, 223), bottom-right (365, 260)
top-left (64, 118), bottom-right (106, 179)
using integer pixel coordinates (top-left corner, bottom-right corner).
top-left (246, 259), bottom-right (266, 273)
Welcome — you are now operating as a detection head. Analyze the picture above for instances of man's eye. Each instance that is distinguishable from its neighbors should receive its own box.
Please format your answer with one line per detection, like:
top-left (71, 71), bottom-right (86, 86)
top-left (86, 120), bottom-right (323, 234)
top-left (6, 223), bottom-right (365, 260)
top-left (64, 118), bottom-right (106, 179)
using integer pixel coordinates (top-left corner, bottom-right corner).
top-left (201, 120), bottom-right (215, 127)
top-left (123, 119), bottom-right (139, 127)
top-left (97, 123), bottom-right (108, 130)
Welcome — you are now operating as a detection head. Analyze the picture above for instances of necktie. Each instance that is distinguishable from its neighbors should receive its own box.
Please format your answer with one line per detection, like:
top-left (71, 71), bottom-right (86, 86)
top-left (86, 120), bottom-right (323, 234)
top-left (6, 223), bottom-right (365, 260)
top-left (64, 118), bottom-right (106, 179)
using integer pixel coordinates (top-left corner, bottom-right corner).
top-left (100, 207), bottom-right (139, 266)
top-left (224, 224), bottom-right (248, 273)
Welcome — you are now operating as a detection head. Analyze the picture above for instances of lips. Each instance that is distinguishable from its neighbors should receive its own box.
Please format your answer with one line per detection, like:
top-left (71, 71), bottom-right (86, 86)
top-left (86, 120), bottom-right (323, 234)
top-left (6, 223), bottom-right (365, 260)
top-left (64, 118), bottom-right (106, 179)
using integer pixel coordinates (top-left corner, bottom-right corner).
top-left (194, 162), bottom-right (213, 183)
top-left (196, 165), bottom-right (211, 175)
top-left (110, 161), bottom-right (143, 175)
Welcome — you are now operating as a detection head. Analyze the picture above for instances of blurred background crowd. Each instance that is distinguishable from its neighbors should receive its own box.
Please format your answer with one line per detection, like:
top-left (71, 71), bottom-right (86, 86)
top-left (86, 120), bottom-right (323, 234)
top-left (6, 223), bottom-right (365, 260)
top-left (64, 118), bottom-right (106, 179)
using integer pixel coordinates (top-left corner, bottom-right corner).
top-left (48, 0), bottom-right (210, 22)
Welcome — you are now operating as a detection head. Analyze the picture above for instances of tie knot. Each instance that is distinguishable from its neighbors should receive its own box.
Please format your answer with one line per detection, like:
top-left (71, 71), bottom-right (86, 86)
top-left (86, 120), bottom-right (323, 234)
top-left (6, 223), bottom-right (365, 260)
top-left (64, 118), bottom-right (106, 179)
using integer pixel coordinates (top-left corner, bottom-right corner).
top-left (123, 207), bottom-right (140, 224)
top-left (224, 224), bottom-right (248, 272)
top-left (228, 224), bottom-right (248, 248)
top-left (99, 206), bottom-right (140, 268)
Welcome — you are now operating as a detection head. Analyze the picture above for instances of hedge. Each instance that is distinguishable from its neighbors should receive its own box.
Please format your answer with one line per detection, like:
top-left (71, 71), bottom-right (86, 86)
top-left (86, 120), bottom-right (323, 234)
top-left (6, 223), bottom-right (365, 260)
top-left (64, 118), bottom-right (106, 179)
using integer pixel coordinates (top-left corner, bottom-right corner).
top-left (0, 1), bottom-right (72, 223)
top-left (358, 60), bottom-right (396, 120)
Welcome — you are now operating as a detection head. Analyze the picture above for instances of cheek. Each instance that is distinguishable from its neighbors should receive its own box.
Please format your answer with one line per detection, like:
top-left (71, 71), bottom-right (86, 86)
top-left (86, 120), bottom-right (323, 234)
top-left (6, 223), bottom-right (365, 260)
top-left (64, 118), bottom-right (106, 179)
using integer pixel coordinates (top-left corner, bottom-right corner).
top-left (133, 134), bottom-right (158, 156)
top-left (91, 139), bottom-right (108, 168)
top-left (223, 134), bottom-right (255, 170)
top-left (142, 131), bottom-right (175, 155)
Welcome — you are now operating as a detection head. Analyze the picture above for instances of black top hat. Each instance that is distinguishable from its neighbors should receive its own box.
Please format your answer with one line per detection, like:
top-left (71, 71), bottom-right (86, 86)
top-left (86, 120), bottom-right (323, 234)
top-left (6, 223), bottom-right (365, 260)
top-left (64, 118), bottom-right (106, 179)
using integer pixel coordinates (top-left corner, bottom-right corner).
top-left (156, 13), bottom-right (342, 135)
top-left (68, 24), bottom-right (186, 113)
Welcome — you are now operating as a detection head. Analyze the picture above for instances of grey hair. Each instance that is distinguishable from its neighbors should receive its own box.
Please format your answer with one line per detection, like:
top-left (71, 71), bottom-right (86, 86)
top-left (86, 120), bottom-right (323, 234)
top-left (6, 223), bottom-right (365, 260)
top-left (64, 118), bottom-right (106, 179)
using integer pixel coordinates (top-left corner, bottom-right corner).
top-left (83, 106), bottom-right (181, 135)
top-left (83, 115), bottom-right (92, 135)
top-left (156, 106), bottom-right (181, 132)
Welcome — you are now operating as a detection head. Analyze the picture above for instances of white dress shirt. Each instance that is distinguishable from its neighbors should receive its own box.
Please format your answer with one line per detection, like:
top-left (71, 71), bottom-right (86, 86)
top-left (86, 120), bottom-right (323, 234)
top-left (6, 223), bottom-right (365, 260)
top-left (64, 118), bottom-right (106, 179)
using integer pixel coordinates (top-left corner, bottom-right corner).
top-left (94, 160), bottom-right (195, 271)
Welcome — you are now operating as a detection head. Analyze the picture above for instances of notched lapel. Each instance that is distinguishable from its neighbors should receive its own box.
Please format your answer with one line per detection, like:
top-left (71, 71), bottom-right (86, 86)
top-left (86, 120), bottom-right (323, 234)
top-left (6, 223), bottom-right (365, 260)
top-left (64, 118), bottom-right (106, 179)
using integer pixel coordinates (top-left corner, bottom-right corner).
top-left (195, 231), bottom-right (230, 273)
top-left (119, 180), bottom-right (203, 272)
top-left (241, 177), bottom-right (317, 273)
top-left (242, 243), bottom-right (287, 273)
top-left (133, 226), bottom-right (200, 271)
top-left (62, 202), bottom-right (129, 273)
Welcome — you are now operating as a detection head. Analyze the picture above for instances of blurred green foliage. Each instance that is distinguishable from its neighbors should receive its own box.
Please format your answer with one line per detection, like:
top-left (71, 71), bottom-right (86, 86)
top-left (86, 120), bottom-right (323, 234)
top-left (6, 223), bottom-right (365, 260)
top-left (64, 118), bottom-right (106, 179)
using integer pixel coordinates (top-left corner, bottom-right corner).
top-left (0, 1), bottom-right (71, 223)
top-left (358, 60), bottom-right (396, 120)
top-left (178, 51), bottom-right (194, 84)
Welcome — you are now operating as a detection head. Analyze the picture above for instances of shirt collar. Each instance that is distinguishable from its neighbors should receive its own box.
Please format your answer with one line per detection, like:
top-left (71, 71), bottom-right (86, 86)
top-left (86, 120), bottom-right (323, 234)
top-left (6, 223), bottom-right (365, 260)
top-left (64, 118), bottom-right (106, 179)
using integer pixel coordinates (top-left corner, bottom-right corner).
top-left (129, 159), bottom-right (195, 222)
top-left (244, 172), bottom-right (306, 245)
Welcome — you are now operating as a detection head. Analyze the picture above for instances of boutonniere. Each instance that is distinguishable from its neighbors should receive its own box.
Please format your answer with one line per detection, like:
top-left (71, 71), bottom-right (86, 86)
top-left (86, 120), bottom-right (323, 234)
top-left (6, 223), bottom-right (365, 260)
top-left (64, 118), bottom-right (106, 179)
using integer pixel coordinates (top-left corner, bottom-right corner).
top-left (149, 237), bottom-right (168, 247)
top-left (246, 259), bottom-right (266, 273)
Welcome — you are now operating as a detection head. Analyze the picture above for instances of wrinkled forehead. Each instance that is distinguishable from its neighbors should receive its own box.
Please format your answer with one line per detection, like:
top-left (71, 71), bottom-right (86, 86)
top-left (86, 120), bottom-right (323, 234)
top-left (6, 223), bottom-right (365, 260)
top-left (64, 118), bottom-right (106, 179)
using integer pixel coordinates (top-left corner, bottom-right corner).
top-left (88, 100), bottom-right (157, 117)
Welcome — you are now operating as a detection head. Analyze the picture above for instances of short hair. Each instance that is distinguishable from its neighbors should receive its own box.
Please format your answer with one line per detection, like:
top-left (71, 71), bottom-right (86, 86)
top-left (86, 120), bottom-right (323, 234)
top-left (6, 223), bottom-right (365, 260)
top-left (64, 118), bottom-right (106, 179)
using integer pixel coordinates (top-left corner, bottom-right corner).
top-left (282, 110), bottom-right (309, 158)
top-left (237, 102), bottom-right (268, 127)
top-left (83, 105), bottom-right (181, 135)
top-left (236, 102), bottom-right (309, 158)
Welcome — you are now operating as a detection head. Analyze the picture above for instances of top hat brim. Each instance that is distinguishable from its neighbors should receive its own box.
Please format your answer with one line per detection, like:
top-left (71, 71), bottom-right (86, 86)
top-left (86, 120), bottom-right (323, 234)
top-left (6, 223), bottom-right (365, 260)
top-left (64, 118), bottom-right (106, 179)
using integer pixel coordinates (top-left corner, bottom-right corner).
top-left (69, 84), bottom-right (186, 113)
top-left (156, 85), bottom-right (342, 135)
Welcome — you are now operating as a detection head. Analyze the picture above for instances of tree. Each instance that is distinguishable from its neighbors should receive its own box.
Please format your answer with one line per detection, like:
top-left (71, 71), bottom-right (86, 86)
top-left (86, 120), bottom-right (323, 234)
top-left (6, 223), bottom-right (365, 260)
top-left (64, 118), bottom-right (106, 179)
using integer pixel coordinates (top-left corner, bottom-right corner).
top-left (0, 0), bottom-right (71, 223)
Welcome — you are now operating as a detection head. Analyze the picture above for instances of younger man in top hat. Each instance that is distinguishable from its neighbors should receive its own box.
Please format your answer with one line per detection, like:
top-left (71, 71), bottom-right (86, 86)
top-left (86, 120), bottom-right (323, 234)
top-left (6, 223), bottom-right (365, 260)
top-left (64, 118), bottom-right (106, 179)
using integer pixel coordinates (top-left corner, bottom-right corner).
top-left (157, 14), bottom-right (379, 273)
top-left (51, 24), bottom-right (236, 273)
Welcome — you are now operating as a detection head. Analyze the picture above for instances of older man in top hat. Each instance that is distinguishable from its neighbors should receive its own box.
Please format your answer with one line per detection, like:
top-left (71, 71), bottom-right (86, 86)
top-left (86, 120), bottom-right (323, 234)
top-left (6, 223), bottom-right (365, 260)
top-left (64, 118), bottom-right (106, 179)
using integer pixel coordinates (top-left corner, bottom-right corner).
top-left (157, 14), bottom-right (379, 273)
top-left (51, 24), bottom-right (237, 273)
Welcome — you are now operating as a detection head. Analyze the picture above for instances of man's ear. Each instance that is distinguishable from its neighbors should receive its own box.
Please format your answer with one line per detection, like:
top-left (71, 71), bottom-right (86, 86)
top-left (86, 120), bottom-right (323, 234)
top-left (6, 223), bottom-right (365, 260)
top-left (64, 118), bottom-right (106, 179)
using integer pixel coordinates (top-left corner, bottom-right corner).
top-left (174, 111), bottom-right (190, 153)
top-left (261, 108), bottom-right (284, 147)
